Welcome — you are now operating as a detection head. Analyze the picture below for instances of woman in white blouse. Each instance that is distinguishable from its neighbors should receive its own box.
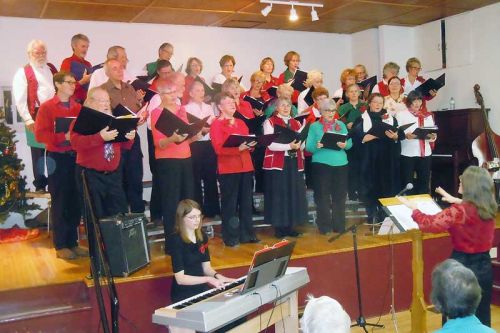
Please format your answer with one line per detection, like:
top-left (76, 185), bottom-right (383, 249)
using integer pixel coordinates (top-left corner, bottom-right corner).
top-left (396, 90), bottom-right (437, 194)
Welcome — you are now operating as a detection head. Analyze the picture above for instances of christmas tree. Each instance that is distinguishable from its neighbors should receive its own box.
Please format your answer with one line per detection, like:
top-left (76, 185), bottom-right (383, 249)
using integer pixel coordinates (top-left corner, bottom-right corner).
top-left (0, 122), bottom-right (39, 242)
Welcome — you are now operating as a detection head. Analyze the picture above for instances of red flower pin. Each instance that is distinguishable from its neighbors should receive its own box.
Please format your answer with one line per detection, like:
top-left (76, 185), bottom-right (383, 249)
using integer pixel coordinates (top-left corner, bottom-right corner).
top-left (382, 113), bottom-right (389, 120)
top-left (359, 105), bottom-right (367, 113)
top-left (199, 243), bottom-right (208, 254)
top-left (334, 122), bottom-right (341, 132)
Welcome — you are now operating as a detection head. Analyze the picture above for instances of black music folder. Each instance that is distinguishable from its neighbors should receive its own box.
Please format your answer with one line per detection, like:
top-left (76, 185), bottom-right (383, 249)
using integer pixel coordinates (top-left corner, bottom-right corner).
top-left (55, 117), bottom-right (76, 133)
top-left (412, 126), bottom-right (438, 139)
top-left (186, 113), bottom-right (211, 128)
top-left (320, 132), bottom-right (348, 150)
top-left (243, 95), bottom-right (265, 110)
top-left (291, 69), bottom-right (308, 92)
top-left (304, 86), bottom-right (315, 106)
top-left (267, 86), bottom-right (278, 98)
top-left (154, 108), bottom-right (209, 139)
top-left (72, 106), bottom-right (139, 143)
top-left (367, 121), bottom-right (414, 139)
top-left (358, 75), bottom-right (377, 94)
top-left (415, 74), bottom-right (445, 98)
top-left (234, 111), bottom-right (266, 133)
top-left (144, 88), bottom-right (158, 103)
top-left (222, 133), bottom-right (279, 148)
top-left (274, 123), bottom-right (311, 144)
top-left (130, 78), bottom-right (151, 92)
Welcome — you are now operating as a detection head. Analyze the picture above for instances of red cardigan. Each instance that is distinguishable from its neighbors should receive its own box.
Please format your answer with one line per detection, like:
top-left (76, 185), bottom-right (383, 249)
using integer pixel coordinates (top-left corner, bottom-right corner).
top-left (263, 115), bottom-right (304, 171)
top-left (412, 202), bottom-right (495, 254)
top-left (210, 117), bottom-right (254, 174)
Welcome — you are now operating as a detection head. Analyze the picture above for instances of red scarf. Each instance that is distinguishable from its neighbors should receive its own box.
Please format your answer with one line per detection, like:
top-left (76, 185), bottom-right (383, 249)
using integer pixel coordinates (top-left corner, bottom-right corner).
top-left (408, 107), bottom-right (433, 156)
top-left (320, 116), bottom-right (340, 132)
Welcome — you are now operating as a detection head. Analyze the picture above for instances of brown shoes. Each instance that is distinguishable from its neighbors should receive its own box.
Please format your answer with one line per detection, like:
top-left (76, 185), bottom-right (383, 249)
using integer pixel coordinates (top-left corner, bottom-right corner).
top-left (71, 246), bottom-right (89, 257)
top-left (56, 248), bottom-right (77, 260)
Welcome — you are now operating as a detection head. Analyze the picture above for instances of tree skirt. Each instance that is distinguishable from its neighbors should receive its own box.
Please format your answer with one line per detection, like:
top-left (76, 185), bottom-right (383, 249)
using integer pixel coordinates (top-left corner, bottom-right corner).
top-left (0, 227), bottom-right (40, 243)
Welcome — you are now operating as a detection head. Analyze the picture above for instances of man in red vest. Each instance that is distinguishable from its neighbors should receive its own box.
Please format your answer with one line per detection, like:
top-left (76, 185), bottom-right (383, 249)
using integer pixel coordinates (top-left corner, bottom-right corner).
top-left (12, 39), bottom-right (57, 192)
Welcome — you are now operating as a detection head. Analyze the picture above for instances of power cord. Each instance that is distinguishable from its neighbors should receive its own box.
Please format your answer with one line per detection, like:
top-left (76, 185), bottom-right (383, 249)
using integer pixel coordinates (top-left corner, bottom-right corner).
top-left (252, 292), bottom-right (264, 332)
top-left (263, 285), bottom-right (280, 333)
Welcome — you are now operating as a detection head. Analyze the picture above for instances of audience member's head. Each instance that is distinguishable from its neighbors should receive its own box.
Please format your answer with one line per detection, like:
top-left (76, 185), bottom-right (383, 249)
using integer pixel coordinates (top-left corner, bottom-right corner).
top-left (431, 259), bottom-right (481, 319)
top-left (301, 295), bottom-right (351, 333)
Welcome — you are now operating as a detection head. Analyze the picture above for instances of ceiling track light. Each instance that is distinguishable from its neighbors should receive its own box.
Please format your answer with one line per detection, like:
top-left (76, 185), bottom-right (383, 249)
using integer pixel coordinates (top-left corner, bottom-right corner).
top-left (261, 4), bottom-right (272, 17)
top-left (260, 0), bottom-right (323, 21)
top-left (289, 5), bottom-right (298, 21)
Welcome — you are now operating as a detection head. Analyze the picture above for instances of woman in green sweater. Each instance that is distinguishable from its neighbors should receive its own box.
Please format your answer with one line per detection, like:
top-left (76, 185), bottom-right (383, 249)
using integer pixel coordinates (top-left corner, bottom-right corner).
top-left (306, 99), bottom-right (352, 234)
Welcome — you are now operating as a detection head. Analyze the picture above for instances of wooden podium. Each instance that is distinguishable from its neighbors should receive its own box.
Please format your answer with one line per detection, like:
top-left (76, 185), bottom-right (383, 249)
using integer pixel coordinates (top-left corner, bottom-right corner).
top-left (379, 195), bottom-right (442, 333)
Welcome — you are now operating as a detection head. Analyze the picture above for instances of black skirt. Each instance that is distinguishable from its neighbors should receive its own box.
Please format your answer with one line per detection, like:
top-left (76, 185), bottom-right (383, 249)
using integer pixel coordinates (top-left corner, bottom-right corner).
top-left (264, 156), bottom-right (308, 227)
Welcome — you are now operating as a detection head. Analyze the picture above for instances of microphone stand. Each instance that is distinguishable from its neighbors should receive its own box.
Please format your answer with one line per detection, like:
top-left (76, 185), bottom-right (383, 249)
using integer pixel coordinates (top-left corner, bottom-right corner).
top-left (329, 220), bottom-right (384, 332)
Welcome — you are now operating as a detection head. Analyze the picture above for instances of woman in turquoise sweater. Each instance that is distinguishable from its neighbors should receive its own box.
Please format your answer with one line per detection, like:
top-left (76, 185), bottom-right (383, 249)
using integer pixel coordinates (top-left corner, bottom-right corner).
top-left (306, 99), bottom-right (352, 234)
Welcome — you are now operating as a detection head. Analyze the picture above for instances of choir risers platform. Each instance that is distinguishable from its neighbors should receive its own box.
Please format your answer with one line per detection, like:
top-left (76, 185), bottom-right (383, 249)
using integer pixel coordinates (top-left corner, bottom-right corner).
top-left (152, 267), bottom-right (310, 332)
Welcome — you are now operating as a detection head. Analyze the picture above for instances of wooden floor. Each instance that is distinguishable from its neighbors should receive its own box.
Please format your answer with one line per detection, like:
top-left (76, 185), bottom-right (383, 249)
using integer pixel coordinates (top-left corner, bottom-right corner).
top-left (1, 218), bottom-right (499, 292)
top-left (352, 305), bottom-right (500, 332)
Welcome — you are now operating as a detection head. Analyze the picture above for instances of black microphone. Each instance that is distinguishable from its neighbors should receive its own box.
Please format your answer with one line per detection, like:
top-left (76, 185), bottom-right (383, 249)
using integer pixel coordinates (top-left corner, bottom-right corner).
top-left (396, 183), bottom-right (413, 197)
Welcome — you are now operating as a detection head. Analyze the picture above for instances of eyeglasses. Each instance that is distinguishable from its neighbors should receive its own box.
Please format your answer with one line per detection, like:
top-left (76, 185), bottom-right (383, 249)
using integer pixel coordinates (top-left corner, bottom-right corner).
top-left (410, 66), bottom-right (422, 70)
top-left (63, 81), bottom-right (77, 85)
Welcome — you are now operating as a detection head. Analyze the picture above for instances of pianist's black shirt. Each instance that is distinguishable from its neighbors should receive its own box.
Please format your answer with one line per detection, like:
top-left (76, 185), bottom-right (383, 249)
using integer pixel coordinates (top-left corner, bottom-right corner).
top-left (170, 233), bottom-right (211, 303)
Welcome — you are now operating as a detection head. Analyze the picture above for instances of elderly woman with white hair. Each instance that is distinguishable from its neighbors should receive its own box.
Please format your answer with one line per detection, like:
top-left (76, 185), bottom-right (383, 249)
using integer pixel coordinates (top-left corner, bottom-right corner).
top-left (297, 70), bottom-right (324, 113)
top-left (301, 295), bottom-right (351, 333)
top-left (306, 99), bottom-right (352, 234)
top-left (399, 166), bottom-right (497, 327)
top-left (431, 259), bottom-right (495, 332)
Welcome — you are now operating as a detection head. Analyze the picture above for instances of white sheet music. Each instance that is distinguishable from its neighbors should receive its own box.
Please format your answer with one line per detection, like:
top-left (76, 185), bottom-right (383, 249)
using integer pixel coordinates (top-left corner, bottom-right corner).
top-left (386, 199), bottom-right (442, 231)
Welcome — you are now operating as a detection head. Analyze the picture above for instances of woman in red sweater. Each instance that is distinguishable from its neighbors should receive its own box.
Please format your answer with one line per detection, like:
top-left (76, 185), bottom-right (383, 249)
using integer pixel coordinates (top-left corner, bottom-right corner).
top-left (210, 92), bottom-right (258, 247)
top-left (399, 166), bottom-right (497, 327)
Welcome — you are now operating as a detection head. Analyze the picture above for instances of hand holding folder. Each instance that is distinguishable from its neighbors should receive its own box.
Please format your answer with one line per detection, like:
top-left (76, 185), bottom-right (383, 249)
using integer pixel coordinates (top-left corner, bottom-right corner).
top-left (154, 108), bottom-right (209, 142)
top-left (415, 74), bottom-right (445, 98)
top-left (412, 126), bottom-right (438, 139)
top-left (222, 133), bottom-right (279, 148)
top-left (320, 132), bottom-right (348, 150)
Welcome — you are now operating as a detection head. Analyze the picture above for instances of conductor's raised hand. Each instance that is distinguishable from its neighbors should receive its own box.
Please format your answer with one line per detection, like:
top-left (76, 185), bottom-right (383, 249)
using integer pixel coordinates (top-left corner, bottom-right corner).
top-left (100, 126), bottom-right (119, 141)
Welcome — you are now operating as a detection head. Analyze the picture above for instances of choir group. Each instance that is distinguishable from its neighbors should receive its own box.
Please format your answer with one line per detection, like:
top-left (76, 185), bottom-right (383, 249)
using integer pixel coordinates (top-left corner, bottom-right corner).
top-left (12, 34), bottom-right (441, 256)
top-left (11, 33), bottom-right (497, 331)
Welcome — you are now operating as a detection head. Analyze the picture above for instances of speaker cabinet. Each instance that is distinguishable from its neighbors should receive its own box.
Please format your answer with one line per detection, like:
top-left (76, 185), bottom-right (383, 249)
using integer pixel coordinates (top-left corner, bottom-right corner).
top-left (99, 214), bottom-right (150, 277)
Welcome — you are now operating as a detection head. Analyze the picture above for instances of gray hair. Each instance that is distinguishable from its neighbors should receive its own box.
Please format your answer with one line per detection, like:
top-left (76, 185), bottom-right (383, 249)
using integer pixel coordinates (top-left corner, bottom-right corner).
top-left (106, 45), bottom-right (125, 60)
top-left (431, 259), bottom-right (481, 319)
top-left (26, 39), bottom-right (46, 54)
top-left (301, 295), bottom-right (350, 333)
top-left (71, 33), bottom-right (89, 47)
top-left (318, 99), bottom-right (337, 113)
top-left (382, 62), bottom-right (400, 79)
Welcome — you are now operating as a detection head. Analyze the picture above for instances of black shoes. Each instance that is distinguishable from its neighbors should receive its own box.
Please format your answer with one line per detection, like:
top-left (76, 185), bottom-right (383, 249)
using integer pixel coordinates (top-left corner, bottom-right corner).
top-left (224, 239), bottom-right (240, 247)
top-left (275, 227), bottom-right (302, 238)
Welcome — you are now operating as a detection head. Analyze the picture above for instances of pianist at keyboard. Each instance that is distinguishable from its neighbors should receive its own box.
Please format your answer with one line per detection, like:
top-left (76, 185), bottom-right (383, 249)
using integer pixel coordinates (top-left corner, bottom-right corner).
top-left (169, 200), bottom-right (236, 333)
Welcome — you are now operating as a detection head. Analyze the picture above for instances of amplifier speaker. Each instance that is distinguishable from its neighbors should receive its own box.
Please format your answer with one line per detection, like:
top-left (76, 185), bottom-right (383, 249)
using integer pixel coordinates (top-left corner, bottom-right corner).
top-left (99, 213), bottom-right (150, 277)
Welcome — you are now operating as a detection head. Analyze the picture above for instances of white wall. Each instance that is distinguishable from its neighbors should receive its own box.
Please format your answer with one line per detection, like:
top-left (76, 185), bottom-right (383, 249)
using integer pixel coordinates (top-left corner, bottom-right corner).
top-left (351, 28), bottom-right (379, 79)
top-left (0, 16), bottom-right (351, 188)
top-left (377, 25), bottom-right (415, 79)
top-left (412, 2), bottom-right (500, 133)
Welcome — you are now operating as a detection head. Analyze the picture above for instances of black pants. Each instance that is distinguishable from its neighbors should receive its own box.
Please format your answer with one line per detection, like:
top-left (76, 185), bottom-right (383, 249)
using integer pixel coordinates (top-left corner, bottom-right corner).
top-left (400, 156), bottom-right (431, 195)
top-left (191, 140), bottom-right (220, 217)
top-left (346, 145), bottom-right (361, 200)
top-left (218, 172), bottom-right (255, 243)
top-left (304, 155), bottom-right (313, 189)
top-left (450, 250), bottom-right (493, 327)
top-left (76, 166), bottom-right (128, 219)
top-left (156, 158), bottom-right (195, 239)
top-left (252, 147), bottom-right (265, 193)
top-left (147, 129), bottom-right (162, 220)
top-left (312, 163), bottom-right (348, 233)
top-left (121, 135), bottom-right (144, 213)
top-left (31, 146), bottom-right (48, 190)
top-left (47, 152), bottom-right (81, 250)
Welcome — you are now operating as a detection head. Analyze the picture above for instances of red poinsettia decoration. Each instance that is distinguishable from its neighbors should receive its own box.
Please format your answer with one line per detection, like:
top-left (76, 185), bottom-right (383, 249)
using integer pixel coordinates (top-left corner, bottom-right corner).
top-left (382, 113), bottom-right (389, 120)
top-left (359, 105), bottom-right (367, 113)
top-left (199, 242), bottom-right (208, 254)
top-left (334, 122), bottom-right (341, 132)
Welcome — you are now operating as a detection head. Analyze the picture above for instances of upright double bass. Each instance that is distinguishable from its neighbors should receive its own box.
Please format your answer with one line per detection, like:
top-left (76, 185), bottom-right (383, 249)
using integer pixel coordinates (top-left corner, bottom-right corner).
top-left (473, 84), bottom-right (500, 202)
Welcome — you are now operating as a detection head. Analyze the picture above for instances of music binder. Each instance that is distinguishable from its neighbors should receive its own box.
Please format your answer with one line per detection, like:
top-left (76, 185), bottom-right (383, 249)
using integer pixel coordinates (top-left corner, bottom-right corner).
top-left (367, 121), bottom-right (414, 139)
top-left (55, 117), bottom-right (76, 133)
top-left (412, 126), bottom-right (438, 139)
top-left (415, 74), bottom-right (445, 98)
top-left (154, 108), bottom-right (208, 140)
top-left (320, 132), bottom-right (348, 150)
top-left (266, 86), bottom-right (278, 98)
top-left (291, 69), bottom-right (308, 92)
top-left (72, 106), bottom-right (139, 143)
top-left (274, 123), bottom-right (310, 144)
top-left (69, 62), bottom-right (102, 80)
top-left (130, 78), bottom-right (151, 92)
top-left (186, 112), bottom-right (211, 128)
top-left (358, 75), bottom-right (377, 94)
top-left (304, 86), bottom-right (315, 106)
top-left (222, 133), bottom-right (279, 148)
top-left (234, 111), bottom-right (266, 133)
